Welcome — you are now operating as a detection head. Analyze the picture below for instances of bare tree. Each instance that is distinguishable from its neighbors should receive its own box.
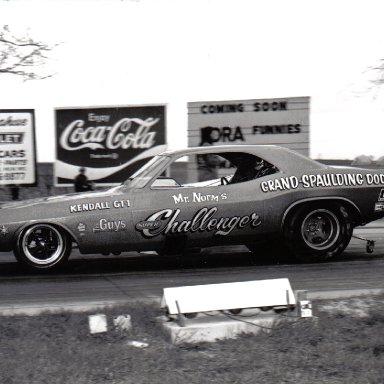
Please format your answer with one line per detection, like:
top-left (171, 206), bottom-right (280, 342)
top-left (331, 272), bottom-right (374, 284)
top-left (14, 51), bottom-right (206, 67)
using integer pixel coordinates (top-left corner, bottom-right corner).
top-left (0, 25), bottom-right (55, 80)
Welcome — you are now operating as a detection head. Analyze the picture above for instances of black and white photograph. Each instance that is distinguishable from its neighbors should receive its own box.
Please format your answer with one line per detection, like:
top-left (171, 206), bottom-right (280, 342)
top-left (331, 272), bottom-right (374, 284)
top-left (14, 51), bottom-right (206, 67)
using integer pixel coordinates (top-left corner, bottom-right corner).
top-left (1, 0), bottom-right (384, 383)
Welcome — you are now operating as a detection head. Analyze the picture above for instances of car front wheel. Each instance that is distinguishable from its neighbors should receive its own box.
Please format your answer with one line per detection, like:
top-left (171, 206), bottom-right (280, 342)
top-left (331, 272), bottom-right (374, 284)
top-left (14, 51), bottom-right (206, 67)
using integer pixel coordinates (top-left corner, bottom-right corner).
top-left (284, 203), bottom-right (353, 262)
top-left (14, 224), bottom-right (71, 270)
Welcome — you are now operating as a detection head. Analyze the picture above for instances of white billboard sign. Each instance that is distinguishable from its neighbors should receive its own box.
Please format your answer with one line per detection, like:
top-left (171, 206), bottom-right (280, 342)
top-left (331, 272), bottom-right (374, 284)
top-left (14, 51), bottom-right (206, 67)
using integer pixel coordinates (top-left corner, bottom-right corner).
top-left (188, 96), bottom-right (310, 156)
top-left (0, 110), bottom-right (36, 185)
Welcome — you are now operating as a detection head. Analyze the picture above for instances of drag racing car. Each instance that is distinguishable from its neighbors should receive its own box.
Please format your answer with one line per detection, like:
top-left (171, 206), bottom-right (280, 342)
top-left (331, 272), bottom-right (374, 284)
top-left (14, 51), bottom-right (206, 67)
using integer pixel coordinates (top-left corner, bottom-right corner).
top-left (1, 145), bottom-right (384, 270)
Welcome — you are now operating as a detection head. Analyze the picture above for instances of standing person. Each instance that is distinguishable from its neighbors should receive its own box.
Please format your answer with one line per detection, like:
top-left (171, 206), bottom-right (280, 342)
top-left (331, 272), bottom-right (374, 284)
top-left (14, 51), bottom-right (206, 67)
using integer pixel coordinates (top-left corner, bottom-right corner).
top-left (10, 184), bottom-right (20, 200)
top-left (74, 167), bottom-right (93, 192)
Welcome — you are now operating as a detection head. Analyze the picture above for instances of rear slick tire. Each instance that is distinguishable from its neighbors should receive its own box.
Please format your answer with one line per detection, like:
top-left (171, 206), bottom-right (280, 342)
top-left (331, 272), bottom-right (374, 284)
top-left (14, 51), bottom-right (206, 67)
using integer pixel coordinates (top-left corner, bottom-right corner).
top-left (284, 203), bottom-right (353, 263)
top-left (14, 224), bottom-right (71, 270)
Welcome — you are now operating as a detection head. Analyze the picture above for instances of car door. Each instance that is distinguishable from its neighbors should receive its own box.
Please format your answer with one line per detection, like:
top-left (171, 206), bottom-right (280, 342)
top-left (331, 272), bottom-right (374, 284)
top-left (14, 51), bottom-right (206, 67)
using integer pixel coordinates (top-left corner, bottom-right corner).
top-left (65, 191), bottom-right (134, 254)
top-left (130, 179), bottom-right (265, 251)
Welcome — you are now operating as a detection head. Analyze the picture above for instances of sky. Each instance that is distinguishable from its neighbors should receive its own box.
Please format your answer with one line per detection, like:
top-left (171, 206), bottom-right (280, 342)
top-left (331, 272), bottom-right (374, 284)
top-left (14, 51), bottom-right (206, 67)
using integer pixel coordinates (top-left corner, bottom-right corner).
top-left (2, 0), bottom-right (384, 162)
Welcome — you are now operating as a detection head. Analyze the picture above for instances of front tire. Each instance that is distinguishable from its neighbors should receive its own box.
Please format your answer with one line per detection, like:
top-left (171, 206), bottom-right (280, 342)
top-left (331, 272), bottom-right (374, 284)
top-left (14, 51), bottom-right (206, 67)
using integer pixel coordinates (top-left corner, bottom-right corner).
top-left (14, 224), bottom-right (71, 270)
top-left (284, 203), bottom-right (353, 262)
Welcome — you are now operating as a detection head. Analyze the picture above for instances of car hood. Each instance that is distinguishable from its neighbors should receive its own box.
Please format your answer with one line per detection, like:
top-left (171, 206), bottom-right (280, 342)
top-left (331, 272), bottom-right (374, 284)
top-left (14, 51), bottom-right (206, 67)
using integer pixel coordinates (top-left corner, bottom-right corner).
top-left (329, 165), bottom-right (384, 172)
top-left (0, 189), bottom-right (116, 210)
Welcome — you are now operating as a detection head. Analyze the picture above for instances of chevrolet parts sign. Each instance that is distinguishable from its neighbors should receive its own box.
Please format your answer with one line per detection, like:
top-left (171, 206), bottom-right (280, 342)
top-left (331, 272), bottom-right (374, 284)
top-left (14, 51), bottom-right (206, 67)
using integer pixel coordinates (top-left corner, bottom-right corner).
top-left (0, 110), bottom-right (36, 185)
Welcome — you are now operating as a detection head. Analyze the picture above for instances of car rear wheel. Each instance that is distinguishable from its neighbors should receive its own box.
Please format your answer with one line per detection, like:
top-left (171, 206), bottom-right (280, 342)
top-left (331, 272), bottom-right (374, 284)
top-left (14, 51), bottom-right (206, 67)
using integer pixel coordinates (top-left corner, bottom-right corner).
top-left (14, 224), bottom-right (71, 270)
top-left (284, 203), bottom-right (353, 262)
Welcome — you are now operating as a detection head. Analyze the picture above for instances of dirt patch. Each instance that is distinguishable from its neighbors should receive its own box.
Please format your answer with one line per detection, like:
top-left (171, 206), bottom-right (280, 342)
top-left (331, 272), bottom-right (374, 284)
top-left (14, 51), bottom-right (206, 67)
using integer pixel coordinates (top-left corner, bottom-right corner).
top-left (317, 295), bottom-right (384, 317)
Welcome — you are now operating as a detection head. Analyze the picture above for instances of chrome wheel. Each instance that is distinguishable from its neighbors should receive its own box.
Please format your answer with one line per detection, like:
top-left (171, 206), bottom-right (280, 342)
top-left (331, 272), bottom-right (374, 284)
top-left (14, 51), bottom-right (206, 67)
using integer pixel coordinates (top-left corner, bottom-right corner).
top-left (19, 224), bottom-right (67, 266)
top-left (284, 203), bottom-right (352, 263)
top-left (301, 209), bottom-right (340, 250)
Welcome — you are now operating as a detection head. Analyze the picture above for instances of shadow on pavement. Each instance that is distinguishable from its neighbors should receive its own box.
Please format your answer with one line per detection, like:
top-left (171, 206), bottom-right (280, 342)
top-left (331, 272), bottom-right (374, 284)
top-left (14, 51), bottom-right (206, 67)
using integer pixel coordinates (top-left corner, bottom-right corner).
top-left (0, 243), bottom-right (382, 278)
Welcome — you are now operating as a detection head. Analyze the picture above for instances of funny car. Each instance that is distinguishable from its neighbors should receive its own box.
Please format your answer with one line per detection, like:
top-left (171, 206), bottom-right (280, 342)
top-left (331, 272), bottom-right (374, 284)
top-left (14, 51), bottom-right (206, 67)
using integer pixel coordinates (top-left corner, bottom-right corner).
top-left (1, 144), bottom-right (384, 270)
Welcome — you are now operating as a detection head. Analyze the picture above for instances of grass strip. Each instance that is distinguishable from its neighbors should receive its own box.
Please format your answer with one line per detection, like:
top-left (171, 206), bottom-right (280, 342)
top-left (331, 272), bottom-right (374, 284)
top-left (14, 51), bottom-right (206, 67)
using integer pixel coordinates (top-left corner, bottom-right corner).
top-left (1, 299), bottom-right (384, 384)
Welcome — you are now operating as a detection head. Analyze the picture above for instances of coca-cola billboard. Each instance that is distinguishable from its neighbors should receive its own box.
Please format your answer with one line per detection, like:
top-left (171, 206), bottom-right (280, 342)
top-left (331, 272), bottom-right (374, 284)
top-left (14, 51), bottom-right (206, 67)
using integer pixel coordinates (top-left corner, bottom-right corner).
top-left (55, 105), bottom-right (167, 185)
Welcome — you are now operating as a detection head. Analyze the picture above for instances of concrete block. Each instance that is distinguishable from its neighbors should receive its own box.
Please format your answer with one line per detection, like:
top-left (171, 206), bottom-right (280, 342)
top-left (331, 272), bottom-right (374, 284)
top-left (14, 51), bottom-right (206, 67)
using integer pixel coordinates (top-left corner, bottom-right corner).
top-left (113, 314), bottom-right (132, 331)
top-left (88, 314), bottom-right (108, 334)
top-left (160, 313), bottom-right (278, 344)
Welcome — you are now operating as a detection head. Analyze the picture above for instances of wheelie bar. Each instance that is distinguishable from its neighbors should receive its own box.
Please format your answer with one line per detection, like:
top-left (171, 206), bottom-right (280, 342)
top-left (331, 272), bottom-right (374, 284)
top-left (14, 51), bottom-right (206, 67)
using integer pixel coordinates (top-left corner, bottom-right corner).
top-left (352, 235), bottom-right (375, 253)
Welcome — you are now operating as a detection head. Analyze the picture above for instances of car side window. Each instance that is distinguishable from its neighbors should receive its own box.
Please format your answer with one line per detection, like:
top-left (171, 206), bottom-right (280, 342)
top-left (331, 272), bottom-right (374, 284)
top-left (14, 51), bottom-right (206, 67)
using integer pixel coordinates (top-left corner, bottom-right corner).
top-left (150, 152), bottom-right (279, 189)
top-left (229, 156), bottom-right (278, 184)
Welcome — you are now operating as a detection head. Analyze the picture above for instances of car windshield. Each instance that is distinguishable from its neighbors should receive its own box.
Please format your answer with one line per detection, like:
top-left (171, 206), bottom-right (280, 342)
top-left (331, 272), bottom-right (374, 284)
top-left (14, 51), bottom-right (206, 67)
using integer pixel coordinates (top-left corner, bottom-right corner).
top-left (122, 155), bottom-right (170, 187)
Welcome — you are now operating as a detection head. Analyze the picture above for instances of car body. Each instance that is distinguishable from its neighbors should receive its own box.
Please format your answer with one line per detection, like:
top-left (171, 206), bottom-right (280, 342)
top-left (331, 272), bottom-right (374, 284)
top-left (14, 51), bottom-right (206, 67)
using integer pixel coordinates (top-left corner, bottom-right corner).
top-left (1, 144), bottom-right (384, 270)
